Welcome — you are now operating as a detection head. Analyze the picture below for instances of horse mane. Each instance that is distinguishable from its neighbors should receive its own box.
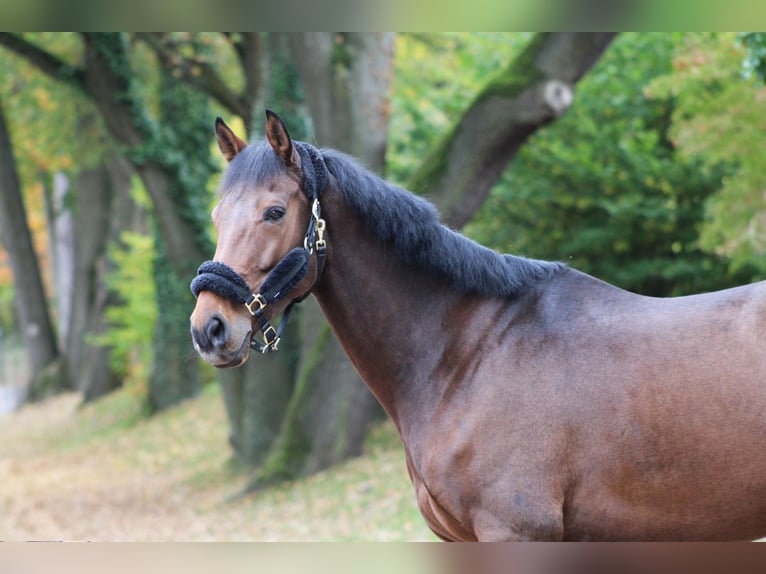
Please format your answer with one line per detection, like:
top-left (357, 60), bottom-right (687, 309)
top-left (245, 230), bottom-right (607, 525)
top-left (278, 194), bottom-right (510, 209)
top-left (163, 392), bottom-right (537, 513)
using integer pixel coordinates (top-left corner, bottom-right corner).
top-left (220, 141), bottom-right (564, 299)
top-left (321, 149), bottom-right (565, 299)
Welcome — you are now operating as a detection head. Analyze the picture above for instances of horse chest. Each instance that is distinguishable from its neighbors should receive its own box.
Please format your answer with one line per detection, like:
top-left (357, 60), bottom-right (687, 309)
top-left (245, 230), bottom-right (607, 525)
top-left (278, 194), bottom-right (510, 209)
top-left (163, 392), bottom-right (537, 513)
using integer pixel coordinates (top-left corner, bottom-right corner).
top-left (404, 449), bottom-right (477, 541)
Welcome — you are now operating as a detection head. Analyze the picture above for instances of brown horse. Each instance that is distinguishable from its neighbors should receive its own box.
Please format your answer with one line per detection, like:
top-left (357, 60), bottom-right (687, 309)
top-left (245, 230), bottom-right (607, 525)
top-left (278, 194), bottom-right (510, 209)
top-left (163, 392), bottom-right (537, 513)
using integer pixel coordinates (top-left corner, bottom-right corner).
top-left (190, 111), bottom-right (766, 541)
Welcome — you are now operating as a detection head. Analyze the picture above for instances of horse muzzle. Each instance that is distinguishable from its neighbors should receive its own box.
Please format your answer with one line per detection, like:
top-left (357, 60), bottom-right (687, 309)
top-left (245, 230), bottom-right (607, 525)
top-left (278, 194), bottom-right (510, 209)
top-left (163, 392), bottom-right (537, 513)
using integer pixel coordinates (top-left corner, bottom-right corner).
top-left (190, 309), bottom-right (251, 368)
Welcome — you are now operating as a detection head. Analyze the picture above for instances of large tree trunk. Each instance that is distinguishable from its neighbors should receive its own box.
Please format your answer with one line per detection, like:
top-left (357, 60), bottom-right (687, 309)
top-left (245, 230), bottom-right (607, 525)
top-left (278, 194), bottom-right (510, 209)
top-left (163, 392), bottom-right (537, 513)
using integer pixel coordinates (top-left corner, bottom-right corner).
top-left (218, 312), bottom-right (300, 466)
top-left (79, 34), bottom-right (210, 280)
top-left (245, 33), bottom-right (395, 489)
top-left (79, 35), bottom-right (209, 412)
top-left (409, 32), bottom-right (618, 227)
top-left (216, 33), bottom-right (307, 467)
top-left (145, 53), bottom-right (220, 412)
top-left (0, 97), bottom-right (64, 398)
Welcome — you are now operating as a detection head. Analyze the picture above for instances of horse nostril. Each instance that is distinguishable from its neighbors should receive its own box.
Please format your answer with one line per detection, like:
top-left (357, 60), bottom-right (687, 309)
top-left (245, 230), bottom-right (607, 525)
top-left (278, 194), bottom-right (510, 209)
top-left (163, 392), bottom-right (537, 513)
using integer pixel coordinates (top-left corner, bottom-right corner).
top-left (206, 315), bottom-right (230, 348)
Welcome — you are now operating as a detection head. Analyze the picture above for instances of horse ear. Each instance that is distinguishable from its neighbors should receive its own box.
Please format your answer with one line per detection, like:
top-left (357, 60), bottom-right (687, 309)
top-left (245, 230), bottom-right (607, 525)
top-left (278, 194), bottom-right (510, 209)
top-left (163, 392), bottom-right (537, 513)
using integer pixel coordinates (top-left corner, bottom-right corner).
top-left (215, 117), bottom-right (247, 162)
top-left (265, 109), bottom-right (301, 171)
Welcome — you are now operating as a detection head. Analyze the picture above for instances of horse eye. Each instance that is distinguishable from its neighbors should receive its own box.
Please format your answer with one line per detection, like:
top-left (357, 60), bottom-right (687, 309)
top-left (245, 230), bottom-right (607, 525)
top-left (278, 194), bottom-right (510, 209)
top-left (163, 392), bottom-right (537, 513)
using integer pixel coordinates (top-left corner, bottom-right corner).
top-left (264, 206), bottom-right (286, 221)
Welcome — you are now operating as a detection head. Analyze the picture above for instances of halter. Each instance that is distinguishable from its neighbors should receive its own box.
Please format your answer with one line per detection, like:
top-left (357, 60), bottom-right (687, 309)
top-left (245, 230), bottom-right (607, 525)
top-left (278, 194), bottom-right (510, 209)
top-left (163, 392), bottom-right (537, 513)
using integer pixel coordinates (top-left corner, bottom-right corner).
top-left (190, 142), bottom-right (328, 354)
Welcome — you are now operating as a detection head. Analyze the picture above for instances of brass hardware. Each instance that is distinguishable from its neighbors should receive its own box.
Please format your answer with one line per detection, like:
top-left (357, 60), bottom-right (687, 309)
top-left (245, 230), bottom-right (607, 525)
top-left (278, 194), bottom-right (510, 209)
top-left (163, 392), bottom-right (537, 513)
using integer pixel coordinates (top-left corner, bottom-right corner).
top-left (245, 293), bottom-right (267, 316)
top-left (316, 218), bottom-right (326, 250)
top-left (262, 324), bottom-right (277, 343)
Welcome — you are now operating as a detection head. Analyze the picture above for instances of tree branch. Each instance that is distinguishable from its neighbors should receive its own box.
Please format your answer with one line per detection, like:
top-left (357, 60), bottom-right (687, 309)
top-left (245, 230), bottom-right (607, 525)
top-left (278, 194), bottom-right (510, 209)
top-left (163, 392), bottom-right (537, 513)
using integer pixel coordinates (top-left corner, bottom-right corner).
top-left (409, 32), bottom-right (618, 229)
top-left (137, 32), bottom-right (254, 129)
top-left (0, 33), bottom-right (86, 91)
top-left (231, 32), bottom-right (262, 130)
top-left (78, 33), bottom-right (209, 277)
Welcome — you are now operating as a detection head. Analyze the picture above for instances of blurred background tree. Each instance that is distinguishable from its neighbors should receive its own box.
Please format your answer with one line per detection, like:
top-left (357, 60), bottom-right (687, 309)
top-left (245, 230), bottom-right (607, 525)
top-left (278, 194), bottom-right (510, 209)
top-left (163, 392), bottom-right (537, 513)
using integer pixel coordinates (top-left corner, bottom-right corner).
top-left (647, 32), bottom-right (766, 277)
top-left (0, 32), bottom-right (762, 488)
top-left (467, 33), bottom-right (760, 296)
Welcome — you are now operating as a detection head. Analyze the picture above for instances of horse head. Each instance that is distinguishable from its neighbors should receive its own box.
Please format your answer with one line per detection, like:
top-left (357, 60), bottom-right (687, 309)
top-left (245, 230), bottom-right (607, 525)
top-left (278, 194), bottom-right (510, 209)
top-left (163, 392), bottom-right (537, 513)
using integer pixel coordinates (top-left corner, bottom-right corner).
top-left (190, 111), bottom-right (322, 367)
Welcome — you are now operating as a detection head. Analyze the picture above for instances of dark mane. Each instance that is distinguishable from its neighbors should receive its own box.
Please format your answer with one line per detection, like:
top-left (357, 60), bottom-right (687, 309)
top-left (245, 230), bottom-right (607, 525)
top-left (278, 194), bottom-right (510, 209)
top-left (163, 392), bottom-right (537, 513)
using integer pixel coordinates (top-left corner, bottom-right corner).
top-left (321, 149), bottom-right (564, 298)
top-left (221, 141), bottom-right (564, 298)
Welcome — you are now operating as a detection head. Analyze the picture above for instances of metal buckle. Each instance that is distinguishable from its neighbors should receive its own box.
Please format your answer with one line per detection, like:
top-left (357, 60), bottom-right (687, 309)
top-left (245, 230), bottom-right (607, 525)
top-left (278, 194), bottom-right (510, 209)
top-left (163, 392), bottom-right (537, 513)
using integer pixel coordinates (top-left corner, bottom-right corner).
top-left (245, 293), bottom-right (267, 316)
top-left (315, 218), bottom-right (326, 250)
top-left (262, 324), bottom-right (278, 347)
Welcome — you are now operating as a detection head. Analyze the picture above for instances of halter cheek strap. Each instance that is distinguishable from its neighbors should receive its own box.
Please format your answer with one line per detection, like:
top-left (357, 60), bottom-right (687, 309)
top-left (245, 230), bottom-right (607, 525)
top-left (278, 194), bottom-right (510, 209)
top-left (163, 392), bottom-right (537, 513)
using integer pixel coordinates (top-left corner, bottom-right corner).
top-left (190, 142), bottom-right (328, 354)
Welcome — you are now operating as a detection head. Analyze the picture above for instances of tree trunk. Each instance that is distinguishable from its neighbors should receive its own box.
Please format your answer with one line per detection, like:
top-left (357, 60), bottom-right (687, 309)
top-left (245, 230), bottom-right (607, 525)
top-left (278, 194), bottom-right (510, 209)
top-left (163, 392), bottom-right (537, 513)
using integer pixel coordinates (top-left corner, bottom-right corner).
top-left (219, 311), bottom-right (300, 466)
top-left (74, 156), bottom-right (138, 402)
top-left (0, 34), bottom-right (216, 409)
top-left (245, 33), bottom-right (395, 489)
top-left (0, 33), bottom-right (210, 276)
top-left (252, 299), bottom-right (381, 487)
top-left (148, 235), bottom-right (201, 411)
top-left (216, 33), bottom-right (309, 467)
top-left (43, 171), bottom-right (74, 346)
top-left (408, 32), bottom-right (618, 228)
top-left (80, 156), bottom-right (140, 402)
top-left (74, 33), bottom-right (221, 412)
top-left (0, 97), bottom-right (64, 398)
top-left (146, 56), bottom-right (219, 412)
top-left (80, 34), bottom-right (210, 280)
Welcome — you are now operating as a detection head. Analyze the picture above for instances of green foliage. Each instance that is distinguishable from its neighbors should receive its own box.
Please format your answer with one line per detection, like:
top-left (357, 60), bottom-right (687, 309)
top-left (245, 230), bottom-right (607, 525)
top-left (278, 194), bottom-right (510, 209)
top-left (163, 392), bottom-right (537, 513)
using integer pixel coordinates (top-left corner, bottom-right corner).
top-left (740, 32), bottom-right (766, 82)
top-left (467, 33), bottom-right (756, 296)
top-left (156, 66), bottom-right (217, 255)
top-left (0, 283), bottom-right (14, 334)
top-left (0, 34), bottom-right (104, 179)
top-left (649, 33), bottom-right (766, 275)
top-left (91, 231), bottom-right (156, 398)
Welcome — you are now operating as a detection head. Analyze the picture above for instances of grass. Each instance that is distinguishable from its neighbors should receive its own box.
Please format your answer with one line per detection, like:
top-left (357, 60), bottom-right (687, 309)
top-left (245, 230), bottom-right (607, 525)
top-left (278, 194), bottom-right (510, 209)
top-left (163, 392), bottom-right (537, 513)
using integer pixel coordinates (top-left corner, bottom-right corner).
top-left (0, 384), bottom-right (436, 541)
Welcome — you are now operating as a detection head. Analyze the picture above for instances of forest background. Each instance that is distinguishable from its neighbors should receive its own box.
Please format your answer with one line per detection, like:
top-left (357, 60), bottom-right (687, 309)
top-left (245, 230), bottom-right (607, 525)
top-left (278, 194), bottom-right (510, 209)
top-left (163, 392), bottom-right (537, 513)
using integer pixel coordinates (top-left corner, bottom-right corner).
top-left (1, 32), bottom-right (765, 540)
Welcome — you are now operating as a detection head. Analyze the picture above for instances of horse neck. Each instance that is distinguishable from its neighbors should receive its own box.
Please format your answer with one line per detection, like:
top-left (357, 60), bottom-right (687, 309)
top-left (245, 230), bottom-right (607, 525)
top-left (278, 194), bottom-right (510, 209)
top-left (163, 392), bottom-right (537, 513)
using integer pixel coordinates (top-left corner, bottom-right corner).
top-left (311, 187), bottom-right (484, 431)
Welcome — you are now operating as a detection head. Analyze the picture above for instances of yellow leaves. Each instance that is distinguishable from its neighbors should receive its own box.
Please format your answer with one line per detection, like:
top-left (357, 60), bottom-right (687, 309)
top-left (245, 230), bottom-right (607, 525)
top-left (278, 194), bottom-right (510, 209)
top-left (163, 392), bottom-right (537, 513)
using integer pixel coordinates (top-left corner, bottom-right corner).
top-left (0, 248), bottom-right (11, 287)
top-left (57, 154), bottom-right (73, 170)
top-left (32, 86), bottom-right (55, 112)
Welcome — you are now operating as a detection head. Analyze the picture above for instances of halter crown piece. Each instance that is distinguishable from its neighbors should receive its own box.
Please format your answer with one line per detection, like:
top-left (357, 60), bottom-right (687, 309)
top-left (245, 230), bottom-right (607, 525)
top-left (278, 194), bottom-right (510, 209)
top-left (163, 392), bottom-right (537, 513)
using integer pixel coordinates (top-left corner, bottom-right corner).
top-left (190, 141), bottom-right (328, 354)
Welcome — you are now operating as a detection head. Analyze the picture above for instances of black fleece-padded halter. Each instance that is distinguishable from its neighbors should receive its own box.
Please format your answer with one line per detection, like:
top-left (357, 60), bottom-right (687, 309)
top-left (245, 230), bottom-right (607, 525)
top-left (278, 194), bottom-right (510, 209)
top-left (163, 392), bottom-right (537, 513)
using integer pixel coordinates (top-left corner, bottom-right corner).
top-left (190, 141), bottom-right (328, 354)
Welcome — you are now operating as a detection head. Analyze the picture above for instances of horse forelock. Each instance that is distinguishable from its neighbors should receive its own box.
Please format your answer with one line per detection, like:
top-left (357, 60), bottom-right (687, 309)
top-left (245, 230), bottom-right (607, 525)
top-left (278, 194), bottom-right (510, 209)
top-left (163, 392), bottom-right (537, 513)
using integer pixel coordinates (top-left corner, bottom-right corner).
top-left (218, 141), bottom-right (290, 196)
top-left (320, 149), bottom-right (565, 299)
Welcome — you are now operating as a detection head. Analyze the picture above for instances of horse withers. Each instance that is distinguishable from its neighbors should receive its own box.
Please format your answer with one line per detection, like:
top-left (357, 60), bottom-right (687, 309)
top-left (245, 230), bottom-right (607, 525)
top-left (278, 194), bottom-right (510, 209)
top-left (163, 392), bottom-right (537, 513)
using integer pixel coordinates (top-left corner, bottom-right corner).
top-left (191, 110), bottom-right (766, 541)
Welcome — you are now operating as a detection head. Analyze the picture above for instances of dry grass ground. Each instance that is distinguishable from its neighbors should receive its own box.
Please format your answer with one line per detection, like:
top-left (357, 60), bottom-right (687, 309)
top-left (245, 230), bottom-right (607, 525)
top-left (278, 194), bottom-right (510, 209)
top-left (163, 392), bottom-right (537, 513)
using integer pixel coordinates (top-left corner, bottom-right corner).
top-left (0, 385), bottom-right (436, 541)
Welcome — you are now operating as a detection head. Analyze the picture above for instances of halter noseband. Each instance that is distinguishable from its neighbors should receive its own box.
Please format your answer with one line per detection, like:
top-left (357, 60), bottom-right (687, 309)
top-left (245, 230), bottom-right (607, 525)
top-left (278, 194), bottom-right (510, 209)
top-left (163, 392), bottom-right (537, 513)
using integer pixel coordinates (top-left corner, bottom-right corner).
top-left (190, 142), bottom-right (328, 354)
